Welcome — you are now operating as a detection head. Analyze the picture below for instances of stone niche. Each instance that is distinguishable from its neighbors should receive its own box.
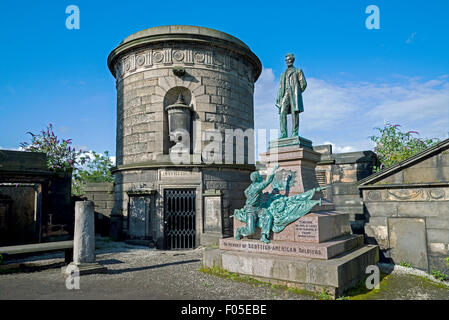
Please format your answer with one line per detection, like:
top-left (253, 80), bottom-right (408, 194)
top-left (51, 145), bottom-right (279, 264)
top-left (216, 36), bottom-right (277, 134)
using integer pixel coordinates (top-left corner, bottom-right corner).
top-left (107, 25), bottom-right (262, 246)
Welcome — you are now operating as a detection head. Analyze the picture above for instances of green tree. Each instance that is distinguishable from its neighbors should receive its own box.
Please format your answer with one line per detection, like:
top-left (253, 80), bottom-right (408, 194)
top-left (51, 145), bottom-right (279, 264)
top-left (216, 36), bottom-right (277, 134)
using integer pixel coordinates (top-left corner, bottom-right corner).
top-left (370, 123), bottom-right (439, 171)
top-left (72, 151), bottom-right (115, 196)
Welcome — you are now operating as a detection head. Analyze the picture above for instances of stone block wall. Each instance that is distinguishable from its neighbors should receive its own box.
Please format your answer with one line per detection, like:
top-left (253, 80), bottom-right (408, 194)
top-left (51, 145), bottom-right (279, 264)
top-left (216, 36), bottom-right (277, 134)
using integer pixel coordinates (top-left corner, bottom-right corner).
top-left (85, 182), bottom-right (114, 236)
top-left (112, 165), bottom-right (251, 246)
top-left (202, 167), bottom-right (251, 237)
top-left (361, 147), bottom-right (449, 273)
top-left (314, 146), bottom-right (377, 233)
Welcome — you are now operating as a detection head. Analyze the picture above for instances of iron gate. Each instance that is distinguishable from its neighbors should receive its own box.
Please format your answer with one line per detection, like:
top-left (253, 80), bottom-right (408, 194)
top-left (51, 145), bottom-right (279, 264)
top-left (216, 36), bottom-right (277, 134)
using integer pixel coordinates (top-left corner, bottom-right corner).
top-left (163, 189), bottom-right (196, 249)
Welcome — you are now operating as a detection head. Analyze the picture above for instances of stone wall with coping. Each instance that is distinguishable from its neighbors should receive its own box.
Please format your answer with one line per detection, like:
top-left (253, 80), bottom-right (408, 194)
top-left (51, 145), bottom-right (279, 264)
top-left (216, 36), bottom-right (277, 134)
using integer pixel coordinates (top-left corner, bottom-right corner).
top-left (359, 142), bottom-right (449, 274)
top-left (85, 182), bottom-right (114, 236)
top-left (85, 182), bottom-right (115, 217)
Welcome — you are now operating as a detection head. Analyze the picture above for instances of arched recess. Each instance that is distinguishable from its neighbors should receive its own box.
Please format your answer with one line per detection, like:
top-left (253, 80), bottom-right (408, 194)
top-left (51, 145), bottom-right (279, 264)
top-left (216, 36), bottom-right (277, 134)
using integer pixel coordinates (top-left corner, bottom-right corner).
top-left (163, 86), bottom-right (195, 154)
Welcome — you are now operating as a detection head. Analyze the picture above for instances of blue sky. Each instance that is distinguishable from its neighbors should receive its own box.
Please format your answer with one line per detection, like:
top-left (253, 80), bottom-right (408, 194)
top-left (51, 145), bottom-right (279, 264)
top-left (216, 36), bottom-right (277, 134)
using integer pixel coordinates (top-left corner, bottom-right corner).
top-left (0, 0), bottom-right (448, 155)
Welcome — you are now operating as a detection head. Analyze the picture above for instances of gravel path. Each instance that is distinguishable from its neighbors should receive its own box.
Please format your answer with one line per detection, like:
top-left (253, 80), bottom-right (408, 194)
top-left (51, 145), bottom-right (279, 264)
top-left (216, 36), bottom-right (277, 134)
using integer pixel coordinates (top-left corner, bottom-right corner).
top-left (0, 240), bottom-right (447, 300)
top-left (0, 240), bottom-right (316, 300)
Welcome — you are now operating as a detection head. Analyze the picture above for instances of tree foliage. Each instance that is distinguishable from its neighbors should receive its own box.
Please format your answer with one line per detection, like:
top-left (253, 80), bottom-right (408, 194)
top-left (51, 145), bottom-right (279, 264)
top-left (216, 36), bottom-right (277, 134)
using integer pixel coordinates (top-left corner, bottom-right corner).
top-left (20, 123), bottom-right (84, 171)
top-left (72, 151), bottom-right (114, 196)
top-left (370, 123), bottom-right (439, 171)
top-left (20, 123), bottom-right (114, 196)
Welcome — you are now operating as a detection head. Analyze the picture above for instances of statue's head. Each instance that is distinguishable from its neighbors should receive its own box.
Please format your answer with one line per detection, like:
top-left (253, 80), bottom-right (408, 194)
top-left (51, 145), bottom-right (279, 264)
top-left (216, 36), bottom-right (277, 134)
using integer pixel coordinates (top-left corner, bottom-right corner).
top-left (285, 53), bottom-right (295, 67)
top-left (250, 171), bottom-right (263, 183)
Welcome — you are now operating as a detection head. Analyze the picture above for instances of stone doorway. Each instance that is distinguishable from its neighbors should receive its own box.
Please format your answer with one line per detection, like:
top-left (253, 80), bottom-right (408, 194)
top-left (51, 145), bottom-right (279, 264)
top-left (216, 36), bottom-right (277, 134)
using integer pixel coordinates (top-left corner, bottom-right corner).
top-left (163, 189), bottom-right (196, 249)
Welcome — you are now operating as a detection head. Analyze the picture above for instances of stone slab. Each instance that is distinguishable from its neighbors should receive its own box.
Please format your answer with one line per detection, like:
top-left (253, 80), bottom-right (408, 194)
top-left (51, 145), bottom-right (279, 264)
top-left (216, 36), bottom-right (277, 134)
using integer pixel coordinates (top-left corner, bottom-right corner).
top-left (203, 245), bottom-right (379, 298)
top-left (268, 136), bottom-right (313, 150)
top-left (388, 217), bottom-right (429, 271)
top-left (219, 234), bottom-right (363, 260)
top-left (0, 240), bottom-right (73, 255)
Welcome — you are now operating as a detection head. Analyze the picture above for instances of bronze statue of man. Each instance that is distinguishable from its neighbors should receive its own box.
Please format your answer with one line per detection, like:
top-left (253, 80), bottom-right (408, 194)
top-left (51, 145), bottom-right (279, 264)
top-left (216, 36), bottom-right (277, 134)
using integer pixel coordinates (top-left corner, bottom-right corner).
top-left (275, 53), bottom-right (307, 138)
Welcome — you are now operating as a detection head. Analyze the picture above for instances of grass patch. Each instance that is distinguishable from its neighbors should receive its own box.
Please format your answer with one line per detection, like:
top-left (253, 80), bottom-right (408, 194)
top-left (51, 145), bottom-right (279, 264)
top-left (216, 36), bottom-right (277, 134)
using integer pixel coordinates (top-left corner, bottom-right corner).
top-left (200, 266), bottom-right (317, 298)
top-left (399, 261), bottom-right (412, 268)
top-left (344, 272), bottom-right (389, 300)
top-left (430, 269), bottom-right (449, 282)
top-left (412, 273), bottom-right (449, 290)
top-left (317, 289), bottom-right (331, 300)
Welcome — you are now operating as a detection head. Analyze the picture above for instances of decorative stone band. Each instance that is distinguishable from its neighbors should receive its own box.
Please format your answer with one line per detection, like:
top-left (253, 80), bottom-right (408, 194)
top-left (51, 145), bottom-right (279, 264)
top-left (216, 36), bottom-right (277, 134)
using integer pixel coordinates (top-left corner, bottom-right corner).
top-left (219, 235), bottom-right (364, 260)
top-left (107, 25), bottom-right (262, 82)
top-left (363, 186), bottom-right (449, 202)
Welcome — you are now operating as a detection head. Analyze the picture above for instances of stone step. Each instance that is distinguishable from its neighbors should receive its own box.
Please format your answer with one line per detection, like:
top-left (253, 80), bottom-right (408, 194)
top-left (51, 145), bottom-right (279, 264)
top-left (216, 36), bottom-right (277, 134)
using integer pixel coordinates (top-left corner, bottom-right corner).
top-left (203, 244), bottom-right (379, 298)
top-left (219, 234), bottom-right (364, 260)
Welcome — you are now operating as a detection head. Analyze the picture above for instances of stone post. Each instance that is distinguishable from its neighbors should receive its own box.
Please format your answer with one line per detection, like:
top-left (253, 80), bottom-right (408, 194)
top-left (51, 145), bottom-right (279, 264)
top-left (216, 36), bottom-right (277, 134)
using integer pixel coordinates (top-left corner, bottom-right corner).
top-left (62, 201), bottom-right (107, 276)
top-left (73, 201), bottom-right (96, 264)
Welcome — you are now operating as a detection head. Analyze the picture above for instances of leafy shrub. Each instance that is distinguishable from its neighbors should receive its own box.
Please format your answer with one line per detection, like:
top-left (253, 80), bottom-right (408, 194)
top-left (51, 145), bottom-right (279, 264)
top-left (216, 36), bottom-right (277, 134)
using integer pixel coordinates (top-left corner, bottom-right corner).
top-left (431, 269), bottom-right (448, 281)
top-left (20, 123), bottom-right (84, 172)
top-left (370, 124), bottom-right (439, 171)
top-left (21, 123), bottom-right (114, 196)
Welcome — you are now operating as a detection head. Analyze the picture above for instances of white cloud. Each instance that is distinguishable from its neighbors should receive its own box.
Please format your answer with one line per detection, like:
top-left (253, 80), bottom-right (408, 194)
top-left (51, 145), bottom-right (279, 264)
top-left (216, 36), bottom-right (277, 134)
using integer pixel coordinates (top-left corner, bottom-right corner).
top-left (254, 68), bottom-right (449, 153)
top-left (0, 146), bottom-right (24, 151)
top-left (323, 141), bottom-right (357, 154)
top-left (109, 155), bottom-right (116, 166)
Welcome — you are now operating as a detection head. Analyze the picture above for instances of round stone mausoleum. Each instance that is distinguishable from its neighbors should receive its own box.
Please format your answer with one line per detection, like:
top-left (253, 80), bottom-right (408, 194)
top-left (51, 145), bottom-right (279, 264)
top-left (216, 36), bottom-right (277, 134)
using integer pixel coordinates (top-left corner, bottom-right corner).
top-left (107, 25), bottom-right (262, 248)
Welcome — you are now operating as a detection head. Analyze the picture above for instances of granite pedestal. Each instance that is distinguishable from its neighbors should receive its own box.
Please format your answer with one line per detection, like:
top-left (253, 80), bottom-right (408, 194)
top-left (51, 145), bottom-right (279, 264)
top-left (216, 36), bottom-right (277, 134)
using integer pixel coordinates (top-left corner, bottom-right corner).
top-left (204, 211), bottom-right (378, 298)
top-left (259, 140), bottom-right (322, 197)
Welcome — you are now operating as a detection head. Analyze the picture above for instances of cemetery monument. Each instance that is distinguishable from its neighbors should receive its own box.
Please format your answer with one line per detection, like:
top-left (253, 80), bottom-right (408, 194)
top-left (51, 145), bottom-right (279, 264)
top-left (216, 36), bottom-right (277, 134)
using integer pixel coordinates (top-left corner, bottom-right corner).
top-left (203, 51), bottom-right (379, 298)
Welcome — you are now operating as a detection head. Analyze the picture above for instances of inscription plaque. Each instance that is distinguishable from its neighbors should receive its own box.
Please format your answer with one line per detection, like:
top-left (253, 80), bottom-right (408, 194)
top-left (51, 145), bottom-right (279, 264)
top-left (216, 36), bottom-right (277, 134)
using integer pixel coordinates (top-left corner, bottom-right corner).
top-left (220, 236), bottom-right (362, 260)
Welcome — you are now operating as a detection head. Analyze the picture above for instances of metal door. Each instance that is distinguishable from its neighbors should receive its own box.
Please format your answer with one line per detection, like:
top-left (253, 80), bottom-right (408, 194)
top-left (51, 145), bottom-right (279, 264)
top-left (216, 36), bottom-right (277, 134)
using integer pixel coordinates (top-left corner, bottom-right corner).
top-left (163, 189), bottom-right (196, 249)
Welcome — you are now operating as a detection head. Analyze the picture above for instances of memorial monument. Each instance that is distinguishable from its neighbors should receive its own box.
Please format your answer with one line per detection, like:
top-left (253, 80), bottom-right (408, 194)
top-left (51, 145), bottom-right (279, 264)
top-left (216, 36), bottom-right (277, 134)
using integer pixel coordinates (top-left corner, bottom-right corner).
top-left (203, 53), bottom-right (379, 298)
top-left (107, 26), bottom-right (262, 248)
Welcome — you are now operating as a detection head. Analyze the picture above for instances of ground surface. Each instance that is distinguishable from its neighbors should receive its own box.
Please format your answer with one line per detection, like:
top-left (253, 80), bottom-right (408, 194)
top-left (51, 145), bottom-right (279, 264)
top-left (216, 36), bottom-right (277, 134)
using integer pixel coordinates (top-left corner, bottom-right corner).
top-left (0, 239), bottom-right (447, 300)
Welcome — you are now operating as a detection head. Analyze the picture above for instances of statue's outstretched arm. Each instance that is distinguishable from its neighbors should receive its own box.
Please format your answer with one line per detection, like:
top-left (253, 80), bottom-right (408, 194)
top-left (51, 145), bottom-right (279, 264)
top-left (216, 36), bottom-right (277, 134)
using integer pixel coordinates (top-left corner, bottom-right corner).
top-left (261, 164), bottom-right (280, 189)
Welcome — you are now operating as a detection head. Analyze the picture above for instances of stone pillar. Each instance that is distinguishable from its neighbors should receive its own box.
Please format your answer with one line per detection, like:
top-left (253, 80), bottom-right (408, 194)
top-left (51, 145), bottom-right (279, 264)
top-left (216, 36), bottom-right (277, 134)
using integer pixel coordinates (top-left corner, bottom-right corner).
top-left (62, 201), bottom-right (107, 275)
top-left (73, 201), bottom-right (96, 264)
